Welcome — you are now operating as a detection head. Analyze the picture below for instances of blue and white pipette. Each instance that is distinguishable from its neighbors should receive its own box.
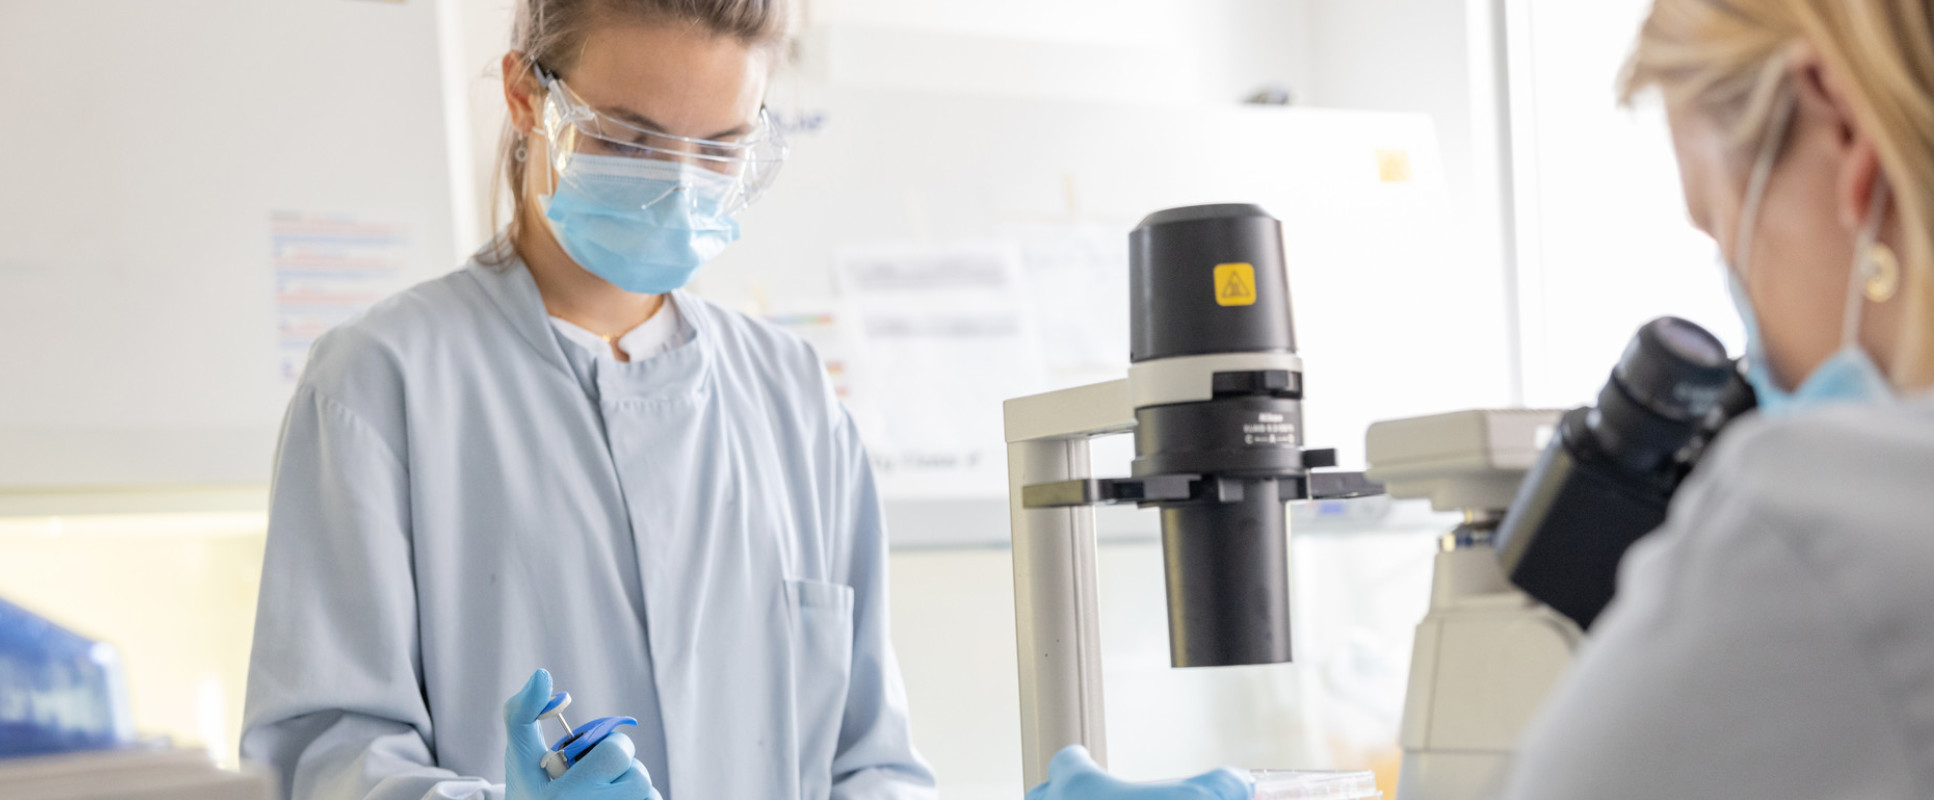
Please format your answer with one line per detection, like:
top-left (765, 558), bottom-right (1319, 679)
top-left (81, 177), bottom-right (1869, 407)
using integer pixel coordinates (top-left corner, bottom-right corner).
top-left (535, 690), bottom-right (639, 779)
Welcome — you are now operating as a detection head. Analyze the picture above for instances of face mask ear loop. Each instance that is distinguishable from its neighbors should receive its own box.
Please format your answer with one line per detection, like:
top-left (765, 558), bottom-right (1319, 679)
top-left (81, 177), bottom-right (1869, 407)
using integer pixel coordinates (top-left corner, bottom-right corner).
top-left (1842, 179), bottom-right (1893, 346)
top-left (1734, 86), bottom-right (1798, 284)
top-left (544, 131), bottom-right (558, 200)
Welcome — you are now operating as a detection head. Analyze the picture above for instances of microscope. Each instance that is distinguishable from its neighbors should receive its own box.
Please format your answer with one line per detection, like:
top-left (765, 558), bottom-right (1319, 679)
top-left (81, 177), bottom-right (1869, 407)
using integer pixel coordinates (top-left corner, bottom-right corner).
top-left (1365, 315), bottom-right (1751, 800)
top-left (1002, 203), bottom-right (1378, 786)
top-left (999, 200), bottom-right (1753, 797)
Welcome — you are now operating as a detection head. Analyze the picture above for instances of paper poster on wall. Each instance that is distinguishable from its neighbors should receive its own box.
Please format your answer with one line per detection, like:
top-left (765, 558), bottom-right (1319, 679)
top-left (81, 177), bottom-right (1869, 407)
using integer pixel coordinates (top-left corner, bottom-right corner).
top-left (270, 211), bottom-right (413, 382)
top-left (1002, 224), bottom-right (1132, 380)
top-left (837, 244), bottom-right (1049, 498)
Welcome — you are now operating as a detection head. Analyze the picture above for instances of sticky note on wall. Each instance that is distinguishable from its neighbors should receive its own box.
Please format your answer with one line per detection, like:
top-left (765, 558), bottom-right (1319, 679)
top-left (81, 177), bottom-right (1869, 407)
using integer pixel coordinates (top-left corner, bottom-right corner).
top-left (1375, 149), bottom-right (1413, 183)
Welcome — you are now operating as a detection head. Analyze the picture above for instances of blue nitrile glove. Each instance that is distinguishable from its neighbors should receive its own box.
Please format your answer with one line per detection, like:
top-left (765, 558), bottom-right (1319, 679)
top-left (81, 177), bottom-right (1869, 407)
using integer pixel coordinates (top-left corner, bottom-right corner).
top-left (504, 670), bottom-right (661, 800)
top-left (1026, 745), bottom-right (1254, 800)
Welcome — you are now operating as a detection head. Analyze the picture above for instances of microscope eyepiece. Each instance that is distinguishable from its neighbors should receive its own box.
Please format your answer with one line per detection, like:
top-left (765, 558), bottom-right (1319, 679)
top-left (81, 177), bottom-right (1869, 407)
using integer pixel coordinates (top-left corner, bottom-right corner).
top-left (1589, 316), bottom-right (1735, 475)
top-left (1497, 316), bottom-right (1751, 629)
top-left (1610, 316), bottom-right (1732, 420)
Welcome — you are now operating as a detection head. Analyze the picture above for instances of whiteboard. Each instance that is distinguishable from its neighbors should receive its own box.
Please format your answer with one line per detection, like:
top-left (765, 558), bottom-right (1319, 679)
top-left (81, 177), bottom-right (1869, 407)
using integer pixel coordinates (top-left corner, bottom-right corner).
top-left (0, 0), bottom-right (465, 489)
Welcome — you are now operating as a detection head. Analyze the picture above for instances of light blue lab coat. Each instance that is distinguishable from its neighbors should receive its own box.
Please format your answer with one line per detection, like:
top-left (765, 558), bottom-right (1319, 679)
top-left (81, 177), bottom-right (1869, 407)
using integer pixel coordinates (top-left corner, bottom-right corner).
top-left (241, 253), bottom-right (936, 800)
top-left (1499, 393), bottom-right (1934, 799)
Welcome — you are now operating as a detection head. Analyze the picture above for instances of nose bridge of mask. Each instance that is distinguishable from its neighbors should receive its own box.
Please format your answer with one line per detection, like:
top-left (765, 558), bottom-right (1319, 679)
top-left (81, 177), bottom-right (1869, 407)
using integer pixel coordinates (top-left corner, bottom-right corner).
top-left (558, 154), bottom-right (737, 216)
top-left (538, 150), bottom-right (745, 295)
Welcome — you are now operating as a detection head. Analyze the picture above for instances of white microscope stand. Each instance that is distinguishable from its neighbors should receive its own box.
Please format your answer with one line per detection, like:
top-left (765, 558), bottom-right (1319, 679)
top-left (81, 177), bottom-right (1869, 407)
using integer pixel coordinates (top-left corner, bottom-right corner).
top-left (1395, 527), bottom-right (1578, 798)
top-left (1367, 410), bottom-right (1583, 800)
top-left (1003, 379), bottom-right (1135, 789)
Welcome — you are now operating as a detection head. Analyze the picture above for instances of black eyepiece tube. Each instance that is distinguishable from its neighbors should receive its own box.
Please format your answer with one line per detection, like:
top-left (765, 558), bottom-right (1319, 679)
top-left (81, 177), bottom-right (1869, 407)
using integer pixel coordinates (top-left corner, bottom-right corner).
top-left (1590, 317), bottom-right (1733, 474)
top-left (1159, 479), bottom-right (1294, 667)
top-left (1497, 316), bottom-right (1741, 629)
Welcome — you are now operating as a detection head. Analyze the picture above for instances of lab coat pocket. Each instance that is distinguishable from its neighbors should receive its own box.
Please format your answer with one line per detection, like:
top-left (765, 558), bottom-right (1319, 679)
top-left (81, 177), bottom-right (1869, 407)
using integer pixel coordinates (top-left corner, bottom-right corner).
top-left (787, 578), bottom-right (855, 797)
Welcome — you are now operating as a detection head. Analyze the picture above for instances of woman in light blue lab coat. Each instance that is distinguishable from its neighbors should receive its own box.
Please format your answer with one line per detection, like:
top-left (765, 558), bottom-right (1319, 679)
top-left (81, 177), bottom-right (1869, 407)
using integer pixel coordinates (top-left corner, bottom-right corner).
top-left (240, 1), bottom-right (935, 799)
top-left (1032, 1), bottom-right (1934, 799)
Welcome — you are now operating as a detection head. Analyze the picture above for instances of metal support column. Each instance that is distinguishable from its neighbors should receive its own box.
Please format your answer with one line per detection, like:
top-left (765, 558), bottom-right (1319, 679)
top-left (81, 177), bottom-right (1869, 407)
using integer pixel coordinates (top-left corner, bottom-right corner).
top-left (1004, 379), bottom-right (1133, 789)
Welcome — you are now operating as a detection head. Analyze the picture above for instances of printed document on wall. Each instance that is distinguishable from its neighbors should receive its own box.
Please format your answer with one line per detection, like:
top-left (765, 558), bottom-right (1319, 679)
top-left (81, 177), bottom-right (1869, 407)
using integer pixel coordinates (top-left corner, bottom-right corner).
top-left (1004, 224), bottom-right (1132, 381)
top-left (837, 244), bottom-right (1048, 498)
top-left (270, 212), bottom-right (415, 382)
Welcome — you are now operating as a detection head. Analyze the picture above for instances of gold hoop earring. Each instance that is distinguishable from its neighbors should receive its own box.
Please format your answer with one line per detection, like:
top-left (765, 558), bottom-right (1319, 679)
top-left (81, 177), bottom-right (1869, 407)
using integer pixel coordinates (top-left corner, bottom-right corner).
top-left (1865, 241), bottom-right (1901, 303)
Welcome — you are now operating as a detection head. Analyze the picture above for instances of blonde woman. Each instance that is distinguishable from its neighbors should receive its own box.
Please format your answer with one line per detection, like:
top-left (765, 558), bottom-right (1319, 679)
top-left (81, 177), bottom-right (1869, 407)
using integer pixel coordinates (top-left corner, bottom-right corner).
top-left (1031, 1), bottom-right (1934, 798)
top-left (240, 1), bottom-right (934, 798)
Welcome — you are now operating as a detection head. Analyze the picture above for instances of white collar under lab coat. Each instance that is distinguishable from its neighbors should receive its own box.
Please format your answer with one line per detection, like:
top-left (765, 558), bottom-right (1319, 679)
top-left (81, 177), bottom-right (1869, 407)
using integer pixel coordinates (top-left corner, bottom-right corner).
top-left (548, 296), bottom-right (688, 362)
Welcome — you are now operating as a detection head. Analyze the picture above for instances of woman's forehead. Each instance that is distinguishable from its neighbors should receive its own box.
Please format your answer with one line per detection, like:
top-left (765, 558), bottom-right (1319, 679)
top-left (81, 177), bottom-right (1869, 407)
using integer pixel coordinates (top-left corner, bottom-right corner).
top-left (565, 24), bottom-right (768, 131)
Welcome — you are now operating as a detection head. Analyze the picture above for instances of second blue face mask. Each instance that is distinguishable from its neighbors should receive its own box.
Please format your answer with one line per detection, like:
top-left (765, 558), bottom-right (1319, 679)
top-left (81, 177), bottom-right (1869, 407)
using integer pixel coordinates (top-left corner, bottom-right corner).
top-left (1726, 270), bottom-right (1894, 417)
top-left (542, 154), bottom-right (742, 295)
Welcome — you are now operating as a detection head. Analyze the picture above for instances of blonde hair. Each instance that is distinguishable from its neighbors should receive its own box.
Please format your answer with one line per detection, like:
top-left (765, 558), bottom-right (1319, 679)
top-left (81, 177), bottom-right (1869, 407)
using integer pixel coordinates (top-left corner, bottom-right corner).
top-left (482, 0), bottom-right (791, 266)
top-left (1622, 0), bottom-right (1934, 388)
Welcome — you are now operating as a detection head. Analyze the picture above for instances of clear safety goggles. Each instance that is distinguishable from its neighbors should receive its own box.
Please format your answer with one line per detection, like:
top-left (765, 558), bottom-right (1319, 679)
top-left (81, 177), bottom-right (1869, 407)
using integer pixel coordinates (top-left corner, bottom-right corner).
top-left (534, 63), bottom-right (789, 213)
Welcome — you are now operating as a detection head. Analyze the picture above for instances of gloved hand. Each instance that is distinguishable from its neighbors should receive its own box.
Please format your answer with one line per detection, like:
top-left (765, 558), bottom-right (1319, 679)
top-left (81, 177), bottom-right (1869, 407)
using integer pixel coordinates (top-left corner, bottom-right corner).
top-left (1026, 745), bottom-right (1253, 800)
top-left (504, 669), bottom-right (661, 800)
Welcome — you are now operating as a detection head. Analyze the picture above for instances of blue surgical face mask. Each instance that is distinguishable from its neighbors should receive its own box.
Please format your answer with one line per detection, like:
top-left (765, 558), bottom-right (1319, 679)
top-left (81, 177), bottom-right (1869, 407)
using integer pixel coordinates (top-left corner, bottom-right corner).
top-left (541, 154), bottom-right (742, 295)
top-left (1725, 271), bottom-right (1893, 416)
top-left (1723, 88), bottom-right (1896, 417)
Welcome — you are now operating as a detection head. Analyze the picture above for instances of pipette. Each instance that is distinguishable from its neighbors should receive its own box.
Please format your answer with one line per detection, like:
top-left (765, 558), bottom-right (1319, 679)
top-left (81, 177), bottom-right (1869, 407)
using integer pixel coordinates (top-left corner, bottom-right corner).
top-left (535, 690), bottom-right (639, 779)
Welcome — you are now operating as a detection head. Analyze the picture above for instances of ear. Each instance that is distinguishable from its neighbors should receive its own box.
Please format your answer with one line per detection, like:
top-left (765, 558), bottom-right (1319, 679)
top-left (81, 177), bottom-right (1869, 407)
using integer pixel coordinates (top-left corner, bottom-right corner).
top-left (502, 51), bottom-right (543, 136)
top-left (1789, 44), bottom-right (1885, 232)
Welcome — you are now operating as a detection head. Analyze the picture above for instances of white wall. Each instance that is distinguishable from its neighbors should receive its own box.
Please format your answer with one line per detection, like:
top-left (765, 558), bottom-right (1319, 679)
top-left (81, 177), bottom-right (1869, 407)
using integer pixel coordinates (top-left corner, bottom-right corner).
top-left (0, 0), bottom-right (466, 492)
top-left (1298, 0), bottom-right (1522, 402)
top-left (446, 0), bottom-right (1319, 251)
top-left (794, 0), bottom-right (1312, 103)
top-left (451, 0), bottom-right (519, 251)
top-left (1298, 0), bottom-right (1752, 410)
top-left (1507, 0), bottom-right (1741, 407)
top-left (1302, 0), bottom-right (1483, 217)
top-left (1294, 0), bottom-right (1747, 408)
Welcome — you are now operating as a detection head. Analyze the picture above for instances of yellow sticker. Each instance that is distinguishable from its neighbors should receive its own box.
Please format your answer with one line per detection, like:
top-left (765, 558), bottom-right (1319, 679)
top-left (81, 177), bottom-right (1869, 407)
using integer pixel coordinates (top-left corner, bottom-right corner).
top-left (1376, 149), bottom-right (1413, 183)
top-left (1214, 263), bottom-right (1257, 307)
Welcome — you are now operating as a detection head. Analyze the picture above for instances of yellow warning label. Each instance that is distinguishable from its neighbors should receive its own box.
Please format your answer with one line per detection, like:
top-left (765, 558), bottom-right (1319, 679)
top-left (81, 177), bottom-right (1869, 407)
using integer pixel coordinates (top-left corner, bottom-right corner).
top-left (1375, 148), bottom-right (1413, 183)
top-left (1214, 262), bottom-right (1257, 307)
